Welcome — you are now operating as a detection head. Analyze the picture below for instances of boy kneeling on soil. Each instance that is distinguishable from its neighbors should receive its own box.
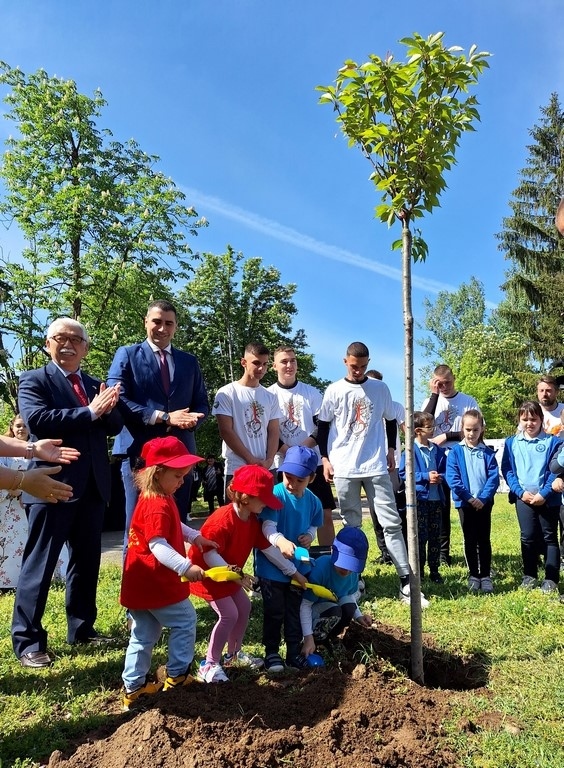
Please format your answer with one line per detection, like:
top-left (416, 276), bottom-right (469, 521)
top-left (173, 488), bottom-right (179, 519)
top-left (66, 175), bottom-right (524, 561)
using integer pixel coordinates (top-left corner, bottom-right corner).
top-left (301, 527), bottom-right (373, 657)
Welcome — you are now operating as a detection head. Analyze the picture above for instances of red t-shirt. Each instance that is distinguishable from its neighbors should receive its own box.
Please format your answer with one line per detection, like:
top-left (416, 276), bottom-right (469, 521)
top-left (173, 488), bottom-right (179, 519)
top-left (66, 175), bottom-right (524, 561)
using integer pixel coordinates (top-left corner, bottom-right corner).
top-left (189, 503), bottom-right (270, 602)
top-left (120, 494), bottom-right (191, 610)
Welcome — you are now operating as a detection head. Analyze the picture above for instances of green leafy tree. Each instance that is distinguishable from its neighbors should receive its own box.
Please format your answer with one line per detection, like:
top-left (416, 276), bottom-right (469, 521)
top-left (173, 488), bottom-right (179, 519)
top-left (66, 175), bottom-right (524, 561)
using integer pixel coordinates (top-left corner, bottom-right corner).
top-left (176, 247), bottom-right (328, 456)
top-left (0, 62), bottom-right (205, 402)
top-left (318, 31), bottom-right (490, 682)
top-left (497, 93), bottom-right (564, 369)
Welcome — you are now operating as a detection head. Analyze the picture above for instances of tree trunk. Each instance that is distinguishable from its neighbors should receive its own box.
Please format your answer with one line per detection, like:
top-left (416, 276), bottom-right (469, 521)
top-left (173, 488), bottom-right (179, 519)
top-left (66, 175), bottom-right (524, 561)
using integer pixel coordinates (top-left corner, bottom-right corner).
top-left (401, 218), bottom-right (424, 685)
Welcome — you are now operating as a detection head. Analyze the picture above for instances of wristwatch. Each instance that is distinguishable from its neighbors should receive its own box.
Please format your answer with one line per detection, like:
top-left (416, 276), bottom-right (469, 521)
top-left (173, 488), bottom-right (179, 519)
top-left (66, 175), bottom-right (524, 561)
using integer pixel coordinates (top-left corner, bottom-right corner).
top-left (161, 412), bottom-right (170, 424)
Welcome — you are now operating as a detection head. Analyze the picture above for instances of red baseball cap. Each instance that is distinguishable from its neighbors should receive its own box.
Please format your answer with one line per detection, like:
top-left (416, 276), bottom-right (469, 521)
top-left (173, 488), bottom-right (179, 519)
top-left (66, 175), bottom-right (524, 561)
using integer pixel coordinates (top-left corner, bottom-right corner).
top-left (230, 465), bottom-right (283, 509)
top-left (141, 436), bottom-right (203, 469)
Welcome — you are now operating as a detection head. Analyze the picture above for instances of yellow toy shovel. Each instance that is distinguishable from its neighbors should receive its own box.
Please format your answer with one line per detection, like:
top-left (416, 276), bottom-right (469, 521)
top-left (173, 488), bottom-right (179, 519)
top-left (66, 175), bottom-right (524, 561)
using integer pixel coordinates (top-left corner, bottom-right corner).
top-left (291, 579), bottom-right (337, 602)
top-left (181, 566), bottom-right (243, 583)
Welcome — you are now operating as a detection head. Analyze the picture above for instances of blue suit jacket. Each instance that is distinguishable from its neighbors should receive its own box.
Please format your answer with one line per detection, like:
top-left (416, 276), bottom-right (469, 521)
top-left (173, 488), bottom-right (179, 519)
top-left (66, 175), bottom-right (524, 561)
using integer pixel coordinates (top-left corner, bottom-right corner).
top-left (107, 340), bottom-right (209, 458)
top-left (18, 362), bottom-right (123, 503)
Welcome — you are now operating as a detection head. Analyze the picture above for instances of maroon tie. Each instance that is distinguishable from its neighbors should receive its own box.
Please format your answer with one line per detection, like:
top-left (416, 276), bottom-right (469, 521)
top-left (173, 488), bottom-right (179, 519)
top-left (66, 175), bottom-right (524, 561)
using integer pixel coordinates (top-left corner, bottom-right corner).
top-left (68, 372), bottom-right (89, 406)
top-left (159, 350), bottom-right (170, 395)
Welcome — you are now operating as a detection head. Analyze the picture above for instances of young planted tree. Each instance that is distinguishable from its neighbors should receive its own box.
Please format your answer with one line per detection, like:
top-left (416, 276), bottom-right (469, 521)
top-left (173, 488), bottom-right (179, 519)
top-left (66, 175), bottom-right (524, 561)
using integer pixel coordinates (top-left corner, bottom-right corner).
top-left (318, 32), bottom-right (490, 683)
top-left (497, 94), bottom-right (564, 370)
top-left (0, 62), bottom-right (205, 398)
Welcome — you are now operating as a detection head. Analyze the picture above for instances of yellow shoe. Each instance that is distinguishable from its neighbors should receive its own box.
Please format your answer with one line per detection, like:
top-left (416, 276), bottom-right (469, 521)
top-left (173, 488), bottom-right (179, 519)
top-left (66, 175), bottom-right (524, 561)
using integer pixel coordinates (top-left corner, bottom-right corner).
top-left (163, 672), bottom-right (195, 690)
top-left (122, 680), bottom-right (162, 710)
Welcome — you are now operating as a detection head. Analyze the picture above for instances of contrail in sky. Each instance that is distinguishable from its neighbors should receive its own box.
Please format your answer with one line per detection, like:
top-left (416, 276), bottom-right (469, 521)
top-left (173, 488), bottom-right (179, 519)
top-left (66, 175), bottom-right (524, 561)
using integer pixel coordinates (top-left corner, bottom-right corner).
top-left (184, 187), bottom-right (497, 309)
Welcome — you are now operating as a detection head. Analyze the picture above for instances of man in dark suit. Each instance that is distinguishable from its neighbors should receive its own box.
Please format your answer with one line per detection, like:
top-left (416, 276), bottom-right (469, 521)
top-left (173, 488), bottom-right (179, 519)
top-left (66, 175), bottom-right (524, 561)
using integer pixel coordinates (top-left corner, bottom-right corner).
top-left (13, 318), bottom-right (123, 668)
top-left (107, 300), bottom-right (208, 537)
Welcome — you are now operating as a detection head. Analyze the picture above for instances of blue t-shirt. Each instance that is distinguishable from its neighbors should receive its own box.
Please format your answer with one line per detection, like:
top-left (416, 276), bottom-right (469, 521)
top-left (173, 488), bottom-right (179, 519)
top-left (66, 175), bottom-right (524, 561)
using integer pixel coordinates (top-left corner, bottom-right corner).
top-left (305, 555), bottom-right (358, 602)
top-left (254, 482), bottom-right (323, 582)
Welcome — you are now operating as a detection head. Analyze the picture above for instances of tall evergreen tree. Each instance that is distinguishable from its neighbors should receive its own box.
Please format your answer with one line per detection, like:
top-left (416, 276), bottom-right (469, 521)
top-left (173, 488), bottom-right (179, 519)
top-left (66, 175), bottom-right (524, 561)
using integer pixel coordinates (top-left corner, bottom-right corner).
top-left (497, 93), bottom-right (564, 369)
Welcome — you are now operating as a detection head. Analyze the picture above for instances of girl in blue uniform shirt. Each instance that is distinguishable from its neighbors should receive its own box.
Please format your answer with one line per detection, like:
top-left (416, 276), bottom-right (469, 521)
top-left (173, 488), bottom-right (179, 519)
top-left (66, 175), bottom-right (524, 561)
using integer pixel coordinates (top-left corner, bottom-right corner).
top-left (501, 401), bottom-right (561, 593)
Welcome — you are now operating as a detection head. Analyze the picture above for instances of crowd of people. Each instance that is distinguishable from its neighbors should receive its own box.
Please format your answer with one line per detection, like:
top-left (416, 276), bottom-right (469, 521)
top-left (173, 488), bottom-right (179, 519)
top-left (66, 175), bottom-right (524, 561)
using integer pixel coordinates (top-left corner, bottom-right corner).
top-left (3, 298), bottom-right (564, 710)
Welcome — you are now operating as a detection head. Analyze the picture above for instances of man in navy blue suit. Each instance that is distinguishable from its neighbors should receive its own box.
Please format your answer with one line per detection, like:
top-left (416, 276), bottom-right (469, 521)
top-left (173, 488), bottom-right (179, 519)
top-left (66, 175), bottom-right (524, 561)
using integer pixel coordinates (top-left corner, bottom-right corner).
top-left (107, 300), bottom-right (208, 538)
top-left (13, 318), bottom-right (123, 667)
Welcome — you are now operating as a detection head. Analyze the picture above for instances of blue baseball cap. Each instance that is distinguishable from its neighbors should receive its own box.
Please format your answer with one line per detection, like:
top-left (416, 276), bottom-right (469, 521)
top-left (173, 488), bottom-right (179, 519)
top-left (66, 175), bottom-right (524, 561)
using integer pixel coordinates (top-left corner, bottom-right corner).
top-left (278, 445), bottom-right (318, 478)
top-left (331, 527), bottom-right (369, 573)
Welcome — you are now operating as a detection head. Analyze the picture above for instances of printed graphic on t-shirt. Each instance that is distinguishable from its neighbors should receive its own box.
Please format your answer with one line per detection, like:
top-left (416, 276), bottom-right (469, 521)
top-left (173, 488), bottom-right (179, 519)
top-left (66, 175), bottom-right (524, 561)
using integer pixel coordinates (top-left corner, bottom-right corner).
top-left (245, 400), bottom-right (266, 437)
top-left (281, 395), bottom-right (302, 437)
top-left (436, 403), bottom-right (458, 433)
top-left (348, 396), bottom-right (374, 436)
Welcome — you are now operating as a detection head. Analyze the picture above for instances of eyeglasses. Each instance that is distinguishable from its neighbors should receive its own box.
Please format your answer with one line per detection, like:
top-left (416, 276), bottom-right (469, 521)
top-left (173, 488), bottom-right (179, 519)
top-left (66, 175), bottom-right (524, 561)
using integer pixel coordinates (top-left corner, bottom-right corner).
top-left (50, 334), bottom-right (87, 345)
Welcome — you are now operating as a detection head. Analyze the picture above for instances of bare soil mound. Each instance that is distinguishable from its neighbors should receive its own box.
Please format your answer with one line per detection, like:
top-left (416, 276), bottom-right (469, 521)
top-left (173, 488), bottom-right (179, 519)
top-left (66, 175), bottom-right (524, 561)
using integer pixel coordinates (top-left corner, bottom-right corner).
top-left (47, 623), bottom-right (489, 768)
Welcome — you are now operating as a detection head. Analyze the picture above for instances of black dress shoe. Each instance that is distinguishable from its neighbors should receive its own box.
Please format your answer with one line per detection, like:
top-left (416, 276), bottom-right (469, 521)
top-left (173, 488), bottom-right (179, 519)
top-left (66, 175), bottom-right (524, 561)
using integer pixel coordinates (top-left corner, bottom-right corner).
top-left (20, 651), bottom-right (53, 668)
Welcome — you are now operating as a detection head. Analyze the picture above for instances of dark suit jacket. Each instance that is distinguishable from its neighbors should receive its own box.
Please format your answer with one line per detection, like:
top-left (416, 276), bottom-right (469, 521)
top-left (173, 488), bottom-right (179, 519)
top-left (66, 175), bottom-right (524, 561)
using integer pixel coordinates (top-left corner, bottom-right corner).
top-left (107, 340), bottom-right (209, 459)
top-left (18, 362), bottom-right (123, 503)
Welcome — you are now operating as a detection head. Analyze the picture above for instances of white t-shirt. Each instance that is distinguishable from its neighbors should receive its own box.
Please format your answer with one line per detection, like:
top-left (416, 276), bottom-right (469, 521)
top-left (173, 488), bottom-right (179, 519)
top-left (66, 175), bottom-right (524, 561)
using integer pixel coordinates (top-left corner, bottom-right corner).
top-left (421, 390), bottom-right (479, 449)
top-left (541, 402), bottom-right (564, 435)
top-left (212, 382), bottom-right (282, 473)
top-left (391, 400), bottom-right (405, 467)
top-left (267, 380), bottom-right (323, 467)
top-left (319, 377), bottom-right (395, 477)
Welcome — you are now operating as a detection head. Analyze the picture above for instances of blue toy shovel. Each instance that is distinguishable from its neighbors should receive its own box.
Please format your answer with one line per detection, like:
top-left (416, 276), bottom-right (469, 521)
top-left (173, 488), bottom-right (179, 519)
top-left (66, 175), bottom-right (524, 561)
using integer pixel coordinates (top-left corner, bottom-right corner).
top-left (294, 546), bottom-right (311, 562)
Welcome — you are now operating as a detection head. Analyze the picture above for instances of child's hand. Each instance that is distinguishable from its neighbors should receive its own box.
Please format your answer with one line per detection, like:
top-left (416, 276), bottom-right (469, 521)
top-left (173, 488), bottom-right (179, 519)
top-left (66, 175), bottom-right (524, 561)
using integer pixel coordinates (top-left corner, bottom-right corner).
top-left (521, 490), bottom-right (535, 504)
top-left (552, 478), bottom-right (564, 493)
top-left (302, 635), bottom-right (316, 657)
top-left (183, 564), bottom-right (205, 582)
top-left (192, 535), bottom-right (219, 552)
top-left (469, 497), bottom-right (484, 510)
top-left (277, 537), bottom-right (296, 559)
top-left (428, 471), bottom-right (440, 484)
top-left (355, 614), bottom-right (373, 628)
top-left (240, 574), bottom-right (256, 591)
top-left (530, 492), bottom-right (546, 506)
top-left (297, 533), bottom-right (313, 547)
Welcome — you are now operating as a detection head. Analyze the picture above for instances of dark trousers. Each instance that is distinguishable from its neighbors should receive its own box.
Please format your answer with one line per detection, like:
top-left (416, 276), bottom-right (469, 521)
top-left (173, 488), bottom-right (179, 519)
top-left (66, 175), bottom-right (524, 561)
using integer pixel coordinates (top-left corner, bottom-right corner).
top-left (12, 473), bottom-right (105, 656)
top-left (440, 485), bottom-right (452, 562)
top-left (203, 488), bottom-right (224, 514)
top-left (259, 577), bottom-right (303, 659)
top-left (314, 601), bottom-right (356, 642)
top-left (417, 499), bottom-right (443, 572)
top-left (458, 501), bottom-right (493, 579)
top-left (515, 498), bottom-right (560, 583)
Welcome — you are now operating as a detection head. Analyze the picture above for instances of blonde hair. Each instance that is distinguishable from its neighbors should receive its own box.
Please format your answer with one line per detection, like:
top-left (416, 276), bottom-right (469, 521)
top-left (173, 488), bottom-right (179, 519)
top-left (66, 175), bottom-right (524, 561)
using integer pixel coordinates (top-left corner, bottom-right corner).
top-left (135, 465), bottom-right (165, 498)
top-left (226, 484), bottom-right (254, 507)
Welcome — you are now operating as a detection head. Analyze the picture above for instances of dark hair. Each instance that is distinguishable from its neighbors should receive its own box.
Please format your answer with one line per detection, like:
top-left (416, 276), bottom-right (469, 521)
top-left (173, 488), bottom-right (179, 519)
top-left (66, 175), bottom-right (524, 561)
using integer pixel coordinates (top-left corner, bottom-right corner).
top-left (538, 375), bottom-right (558, 388)
top-left (434, 364), bottom-right (453, 378)
top-left (414, 411), bottom-right (434, 429)
top-left (346, 341), bottom-right (369, 358)
top-left (244, 342), bottom-right (270, 356)
top-left (366, 369), bottom-right (382, 380)
top-left (518, 401), bottom-right (543, 422)
top-left (147, 299), bottom-right (177, 317)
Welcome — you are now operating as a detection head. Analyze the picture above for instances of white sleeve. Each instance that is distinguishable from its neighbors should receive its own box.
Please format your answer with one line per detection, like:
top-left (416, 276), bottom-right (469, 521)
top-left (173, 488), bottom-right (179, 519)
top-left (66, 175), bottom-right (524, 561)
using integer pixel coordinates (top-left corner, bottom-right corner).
top-left (262, 518), bottom-right (283, 546)
top-left (203, 549), bottom-right (228, 568)
top-left (262, 545), bottom-right (297, 576)
top-left (300, 598), bottom-right (315, 636)
top-left (181, 522), bottom-right (202, 543)
top-left (148, 536), bottom-right (191, 576)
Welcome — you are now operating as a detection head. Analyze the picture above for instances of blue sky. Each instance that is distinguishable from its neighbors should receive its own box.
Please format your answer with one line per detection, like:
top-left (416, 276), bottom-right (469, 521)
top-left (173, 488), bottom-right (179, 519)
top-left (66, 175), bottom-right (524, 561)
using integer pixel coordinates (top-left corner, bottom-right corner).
top-left (1, 1), bottom-right (563, 402)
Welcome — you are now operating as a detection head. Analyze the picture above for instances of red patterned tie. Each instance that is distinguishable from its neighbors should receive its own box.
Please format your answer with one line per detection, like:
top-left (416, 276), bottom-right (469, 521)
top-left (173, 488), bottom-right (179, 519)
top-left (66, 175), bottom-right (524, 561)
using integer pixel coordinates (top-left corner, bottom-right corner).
top-left (68, 372), bottom-right (89, 406)
top-left (159, 350), bottom-right (170, 395)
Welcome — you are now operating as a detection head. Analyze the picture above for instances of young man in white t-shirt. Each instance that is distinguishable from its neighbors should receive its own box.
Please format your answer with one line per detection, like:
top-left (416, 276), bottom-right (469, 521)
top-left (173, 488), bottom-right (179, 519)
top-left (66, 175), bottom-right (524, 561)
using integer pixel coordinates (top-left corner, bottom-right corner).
top-left (212, 342), bottom-right (282, 487)
top-left (268, 346), bottom-right (336, 546)
top-left (317, 342), bottom-right (428, 607)
top-left (421, 364), bottom-right (479, 565)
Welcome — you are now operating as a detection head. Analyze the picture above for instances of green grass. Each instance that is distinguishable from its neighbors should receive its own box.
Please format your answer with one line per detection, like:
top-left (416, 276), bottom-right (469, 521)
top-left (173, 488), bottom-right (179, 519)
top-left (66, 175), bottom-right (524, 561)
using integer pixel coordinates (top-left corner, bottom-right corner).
top-left (1, 495), bottom-right (564, 767)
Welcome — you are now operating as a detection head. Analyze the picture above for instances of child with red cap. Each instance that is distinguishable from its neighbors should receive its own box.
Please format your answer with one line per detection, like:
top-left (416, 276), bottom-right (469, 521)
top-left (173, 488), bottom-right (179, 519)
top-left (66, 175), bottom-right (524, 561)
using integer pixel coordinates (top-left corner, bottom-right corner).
top-left (120, 436), bottom-right (217, 709)
top-left (189, 464), bottom-right (302, 683)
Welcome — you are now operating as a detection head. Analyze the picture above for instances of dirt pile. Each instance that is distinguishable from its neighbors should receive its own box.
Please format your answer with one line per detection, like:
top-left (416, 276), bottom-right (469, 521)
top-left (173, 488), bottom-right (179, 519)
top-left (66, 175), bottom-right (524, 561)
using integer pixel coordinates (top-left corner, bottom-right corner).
top-left (47, 623), bottom-right (488, 768)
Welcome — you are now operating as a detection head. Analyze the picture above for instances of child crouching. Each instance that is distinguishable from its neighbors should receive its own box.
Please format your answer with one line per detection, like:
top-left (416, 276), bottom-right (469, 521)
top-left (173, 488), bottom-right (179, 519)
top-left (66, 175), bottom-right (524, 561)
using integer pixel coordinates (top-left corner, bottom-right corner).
top-left (301, 527), bottom-right (373, 658)
top-left (120, 437), bottom-right (217, 710)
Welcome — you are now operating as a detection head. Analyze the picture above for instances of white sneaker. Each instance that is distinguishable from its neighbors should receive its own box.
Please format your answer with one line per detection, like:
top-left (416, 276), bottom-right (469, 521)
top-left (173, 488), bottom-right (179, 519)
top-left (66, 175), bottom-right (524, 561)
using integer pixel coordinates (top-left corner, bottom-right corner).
top-left (224, 650), bottom-right (264, 669)
top-left (399, 583), bottom-right (430, 608)
top-left (197, 661), bottom-right (229, 683)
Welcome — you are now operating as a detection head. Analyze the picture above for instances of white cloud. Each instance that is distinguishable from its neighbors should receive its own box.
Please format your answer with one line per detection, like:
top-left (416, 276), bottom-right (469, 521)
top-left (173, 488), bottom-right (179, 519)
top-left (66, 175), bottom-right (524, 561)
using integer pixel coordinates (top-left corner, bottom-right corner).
top-left (184, 187), bottom-right (498, 309)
